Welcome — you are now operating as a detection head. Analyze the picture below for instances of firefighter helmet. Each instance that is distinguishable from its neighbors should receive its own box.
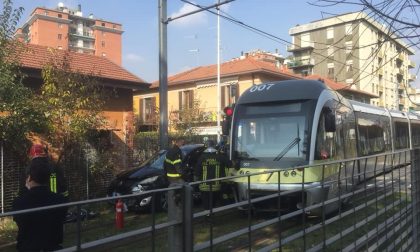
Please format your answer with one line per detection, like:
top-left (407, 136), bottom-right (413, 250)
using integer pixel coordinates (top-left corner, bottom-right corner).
top-left (29, 144), bottom-right (48, 159)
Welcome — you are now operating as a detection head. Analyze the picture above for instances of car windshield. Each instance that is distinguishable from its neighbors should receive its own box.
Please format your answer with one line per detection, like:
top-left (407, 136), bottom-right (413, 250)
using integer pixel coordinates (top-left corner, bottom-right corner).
top-left (147, 147), bottom-right (191, 170)
top-left (148, 150), bottom-right (167, 170)
top-left (233, 101), bottom-right (313, 161)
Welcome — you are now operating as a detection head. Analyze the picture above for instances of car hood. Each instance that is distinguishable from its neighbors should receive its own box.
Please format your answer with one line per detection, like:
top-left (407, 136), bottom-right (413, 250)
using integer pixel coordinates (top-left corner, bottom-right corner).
top-left (116, 165), bottom-right (164, 180)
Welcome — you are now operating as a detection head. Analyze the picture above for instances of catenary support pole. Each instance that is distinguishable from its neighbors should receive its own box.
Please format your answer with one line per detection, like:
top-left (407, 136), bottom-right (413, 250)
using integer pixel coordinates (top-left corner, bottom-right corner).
top-left (216, 1), bottom-right (221, 143)
top-left (1, 142), bottom-right (3, 213)
top-left (412, 148), bottom-right (420, 251)
top-left (159, 0), bottom-right (168, 150)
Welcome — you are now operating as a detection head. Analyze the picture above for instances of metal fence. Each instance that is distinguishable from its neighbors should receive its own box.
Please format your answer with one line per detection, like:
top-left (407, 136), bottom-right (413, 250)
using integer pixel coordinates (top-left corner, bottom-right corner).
top-left (0, 149), bottom-right (418, 251)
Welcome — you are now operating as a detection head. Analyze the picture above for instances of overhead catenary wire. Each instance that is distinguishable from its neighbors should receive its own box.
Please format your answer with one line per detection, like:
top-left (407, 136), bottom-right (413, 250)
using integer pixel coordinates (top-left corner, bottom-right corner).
top-left (180, 0), bottom-right (419, 107)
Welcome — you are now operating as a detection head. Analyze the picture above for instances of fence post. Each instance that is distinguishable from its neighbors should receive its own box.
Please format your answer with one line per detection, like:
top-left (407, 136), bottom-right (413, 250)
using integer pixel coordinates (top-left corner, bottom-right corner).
top-left (411, 149), bottom-right (420, 251)
top-left (183, 184), bottom-right (193, 252)
top-left (168, 183), bottom-right (183, 252)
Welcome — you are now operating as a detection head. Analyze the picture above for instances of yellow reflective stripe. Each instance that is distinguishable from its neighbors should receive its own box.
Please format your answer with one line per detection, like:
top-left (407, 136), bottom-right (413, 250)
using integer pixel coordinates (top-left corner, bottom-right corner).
top-left (50, 174), bottom-right (57, 193)
top-left (165, 159), bottom-right (181, 165)
top-left (167, 173), bottom-right (181, 177)
top-left (62, 191), bottom-right (69, 197)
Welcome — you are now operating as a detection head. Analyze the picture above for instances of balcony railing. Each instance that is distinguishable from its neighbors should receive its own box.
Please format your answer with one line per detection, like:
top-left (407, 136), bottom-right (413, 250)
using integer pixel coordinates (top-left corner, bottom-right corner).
top-left (287, 58), bottom-right (315, 68)
top-left (69, 30), bottom-right (94, 39)
top-left (396, 53), bottom-right (404, 62)
top-left (409, 73), bottom-right (417, 81)
top-left (409, 60), bottom-right (416, 69)
top-left (287, 42), bottom-right (315, 52)
top-left (69, 43), bottom-right (95, 51)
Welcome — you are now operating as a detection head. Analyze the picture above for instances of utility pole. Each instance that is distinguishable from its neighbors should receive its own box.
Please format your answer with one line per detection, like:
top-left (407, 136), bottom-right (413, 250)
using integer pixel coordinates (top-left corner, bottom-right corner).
top-left (216, 1), bottom-right (221, 143)
top-left (159, 0), bottom-right (168, 149)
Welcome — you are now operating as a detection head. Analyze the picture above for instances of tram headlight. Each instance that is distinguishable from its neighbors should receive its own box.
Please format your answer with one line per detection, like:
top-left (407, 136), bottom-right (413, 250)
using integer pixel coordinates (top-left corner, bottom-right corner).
top-left (291, 170), bottom-right (297, 177)
top-left (283, 171), bottom-right (289, 177)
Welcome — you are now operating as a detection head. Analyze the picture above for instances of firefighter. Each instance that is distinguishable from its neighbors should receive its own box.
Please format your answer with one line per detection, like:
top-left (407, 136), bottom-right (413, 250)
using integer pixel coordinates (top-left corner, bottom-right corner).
top-left (164, 138), bottom-right (185, 183)
top-left (29, 144), bottom-right (69, 199)
top-left (195, 140), bottom-right (228, 210)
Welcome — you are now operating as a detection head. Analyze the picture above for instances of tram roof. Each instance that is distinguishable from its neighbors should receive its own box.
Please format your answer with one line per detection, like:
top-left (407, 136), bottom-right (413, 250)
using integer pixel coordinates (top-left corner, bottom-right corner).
top-left (237, 80), bottom-right (329, 104)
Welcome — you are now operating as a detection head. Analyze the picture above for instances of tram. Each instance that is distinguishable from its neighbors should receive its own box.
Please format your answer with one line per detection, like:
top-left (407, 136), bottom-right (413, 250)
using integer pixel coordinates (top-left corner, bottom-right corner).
top-left (223, 80), bottom-right (420, 215)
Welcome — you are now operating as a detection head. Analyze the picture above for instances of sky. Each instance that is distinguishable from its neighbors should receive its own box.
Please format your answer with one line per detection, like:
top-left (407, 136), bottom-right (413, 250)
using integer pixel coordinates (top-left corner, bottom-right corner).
top-left (10, 0), bottom-right (420, 87)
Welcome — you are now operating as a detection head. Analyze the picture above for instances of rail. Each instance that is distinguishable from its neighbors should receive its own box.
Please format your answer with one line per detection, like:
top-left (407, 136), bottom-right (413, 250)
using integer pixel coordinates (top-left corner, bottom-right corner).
top-left (0, 149), bottom-right (418, 251)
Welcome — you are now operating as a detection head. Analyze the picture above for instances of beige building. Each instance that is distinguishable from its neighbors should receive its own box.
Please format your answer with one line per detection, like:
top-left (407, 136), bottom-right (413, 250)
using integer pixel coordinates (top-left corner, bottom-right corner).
top-left (134, 50), bottom-right (375, 133)
top-left (288, 12), bottom-right (416, 111)
top-left (134, 51), bottom-right (299, 133)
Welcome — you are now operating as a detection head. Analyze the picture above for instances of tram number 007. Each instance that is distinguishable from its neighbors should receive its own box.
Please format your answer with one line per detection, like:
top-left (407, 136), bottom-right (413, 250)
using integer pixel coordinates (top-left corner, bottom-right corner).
top-left (249, 84), bottom-right (274, 93)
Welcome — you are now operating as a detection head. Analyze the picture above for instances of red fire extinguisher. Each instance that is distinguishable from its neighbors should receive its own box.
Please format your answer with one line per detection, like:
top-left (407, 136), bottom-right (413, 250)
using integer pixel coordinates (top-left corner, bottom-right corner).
top-left (115, 199), bottom-right (124, 229)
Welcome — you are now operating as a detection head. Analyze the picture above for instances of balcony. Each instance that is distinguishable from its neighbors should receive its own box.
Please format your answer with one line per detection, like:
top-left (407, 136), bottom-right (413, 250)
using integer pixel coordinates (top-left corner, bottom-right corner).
top-left (409, 60), bottom-right (416, 69)
top-left (397, 68), bottom-right (404, 77)
top-left (377, 67), bottom-right (384, 76)
top-left (287, 58), bottom-right (315, 69)
top-left (409, 73), bottom-right (417, 81)
top-left (287, 42), bottom-right (315, 52)
top-left (69, 30), bottom-right (94, 40)
top-left (396, 53), bottom-right (404, 63)
top-left (69, 43), bottom-right (95, 51)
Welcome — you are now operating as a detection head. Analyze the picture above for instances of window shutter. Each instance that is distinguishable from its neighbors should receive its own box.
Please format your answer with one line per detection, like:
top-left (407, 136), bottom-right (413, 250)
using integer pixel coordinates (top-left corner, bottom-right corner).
top-left (178, 91), bottom-right (182, 110)
top-left (139, 98), bottom-right (143, 121)
top-left (151, 97), bottom-right (156, 111)
top-left (221, 86), bottom-right (226, 108)
top-left (189, 90), bottom-right (194, 108)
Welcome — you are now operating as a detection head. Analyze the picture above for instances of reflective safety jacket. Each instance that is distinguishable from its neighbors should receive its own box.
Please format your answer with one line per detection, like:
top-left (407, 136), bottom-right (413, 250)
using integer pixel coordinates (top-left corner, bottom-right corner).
top-left (164, 145), bottom-right (184, 179)
top-left (49, 165), bottom-right (68, 198)
top-left (194, 148), bottom-right (228, 191)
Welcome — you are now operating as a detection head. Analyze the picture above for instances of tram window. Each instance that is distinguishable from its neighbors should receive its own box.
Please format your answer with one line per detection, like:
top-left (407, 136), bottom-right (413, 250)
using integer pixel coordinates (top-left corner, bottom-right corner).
top-left (315, 107), bottom-right (337, 160)
top-left (381, 115), bottom-right (392, 151)
top-left (394, 121), bottom-right (409, 149)
top-left (412, 123), bottom-right (420, 147)
top-left (356, 112), bottom-right (386, 156)
top-left (337, 104), bottom-right (357, 158)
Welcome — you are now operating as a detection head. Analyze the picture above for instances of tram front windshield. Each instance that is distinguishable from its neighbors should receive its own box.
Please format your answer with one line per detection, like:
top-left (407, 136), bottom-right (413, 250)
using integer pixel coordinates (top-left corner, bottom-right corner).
top-left (233, 101), bottom-right (313, 164)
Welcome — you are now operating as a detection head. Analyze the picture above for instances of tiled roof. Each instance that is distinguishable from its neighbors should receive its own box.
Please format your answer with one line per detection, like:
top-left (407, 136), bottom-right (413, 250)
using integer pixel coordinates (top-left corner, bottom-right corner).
top-left (17, 43), bottom-right (148, 86)
top-left (305, 74), bottom-right (378, 98)
top-left (151, 58), bottom-right (300, 88)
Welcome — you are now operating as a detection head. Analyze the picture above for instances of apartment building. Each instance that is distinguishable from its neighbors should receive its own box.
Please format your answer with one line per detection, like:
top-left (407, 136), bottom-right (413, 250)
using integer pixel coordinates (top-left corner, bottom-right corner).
top-left (15, 3), bottom-right (123, 65)
top-left (288, 12), bottom-right (417, 111)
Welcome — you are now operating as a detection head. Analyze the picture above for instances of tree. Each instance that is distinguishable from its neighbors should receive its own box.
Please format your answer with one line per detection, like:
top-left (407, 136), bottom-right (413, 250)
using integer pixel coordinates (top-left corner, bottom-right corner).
top-left (0, 0), bottom-right (46, 150)
top-left (39, 50), bottom-right (108, 163)
top-left (169, 99), bottom-right (212, 136)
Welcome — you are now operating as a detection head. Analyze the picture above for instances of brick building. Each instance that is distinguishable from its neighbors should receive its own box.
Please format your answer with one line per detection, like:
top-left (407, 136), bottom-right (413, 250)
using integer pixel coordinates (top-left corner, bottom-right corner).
top-left (15, 3), bottom-right (123, 65)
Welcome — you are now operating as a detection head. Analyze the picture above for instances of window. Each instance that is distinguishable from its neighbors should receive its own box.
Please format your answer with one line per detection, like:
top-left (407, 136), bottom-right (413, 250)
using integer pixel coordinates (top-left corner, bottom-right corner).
top-left (356, 112), bottom-right (392, 155)
top-left (346, 60), bottom-right (353, 72)
top-left (221, 83), bottom-right (239, 108)
top-left (327, 27), bottom-right (334, 39)
top-left (58, 34), bottom-right (62, 40)
top-left (58, 14), bottom-right (62, 18)
top-left (101, 22), bottom-right (105, 27)
top-left (327, 63), bottom-right (334, 79)
top-left (301, 33), bottom-right (311, 47)
top-left (178, 90), bottom-right (194, 110)
top-left (101, 41), bottom-right (105, 47)
top-left (393, 120), bottom-right (409, 149)
top-left (345, 23), bottom-right (352, 35)
top-left (327, 45), bottom-right (334, 57)
top-left (345, 41), bottom-right (352, 54)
